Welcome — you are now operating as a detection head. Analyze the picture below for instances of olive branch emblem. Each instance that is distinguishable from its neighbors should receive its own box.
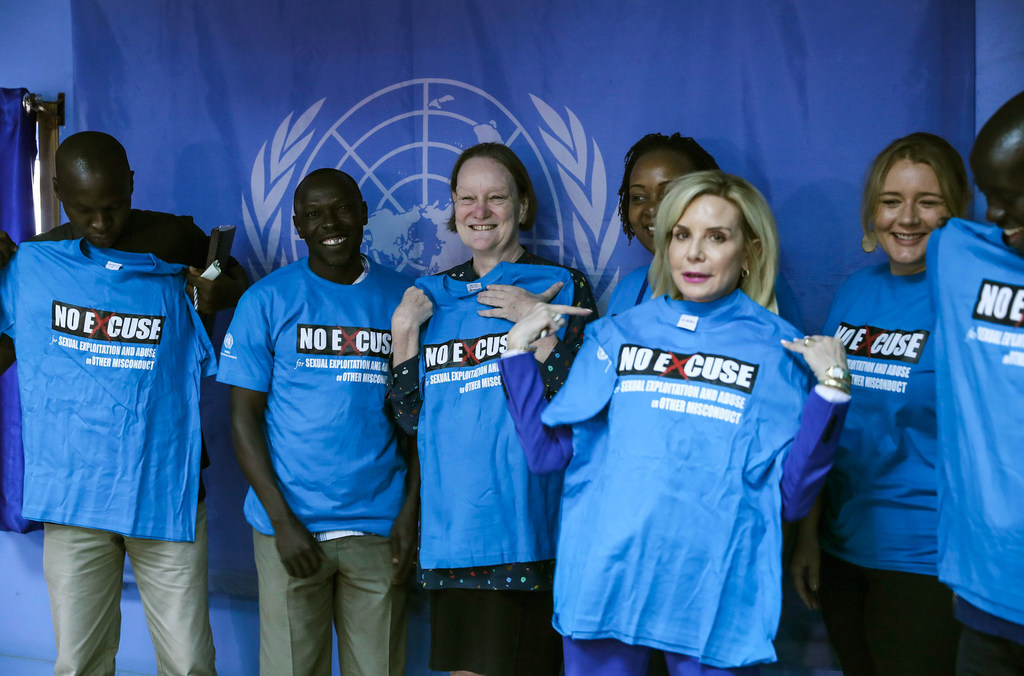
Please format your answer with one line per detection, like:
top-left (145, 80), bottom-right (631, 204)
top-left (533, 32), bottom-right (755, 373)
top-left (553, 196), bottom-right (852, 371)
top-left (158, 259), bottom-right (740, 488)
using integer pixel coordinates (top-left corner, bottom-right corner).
top-left (530, 94), bottom-right (621, 302)
top-left (243, 92), bottom-right (623, 298)
top-left (241, 99), bottom-right (324, 277)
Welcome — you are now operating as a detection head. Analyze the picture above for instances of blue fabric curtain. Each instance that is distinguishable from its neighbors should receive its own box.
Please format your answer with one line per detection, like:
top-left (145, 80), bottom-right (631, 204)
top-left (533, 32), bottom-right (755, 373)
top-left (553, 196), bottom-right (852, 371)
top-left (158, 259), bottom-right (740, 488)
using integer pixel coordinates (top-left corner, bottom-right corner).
top-left (0, 88), bottom-right (35, 242)
top-left (0, 87), bottom-right (40, 533)
top-left (67, 0), bottom-right (977, 588)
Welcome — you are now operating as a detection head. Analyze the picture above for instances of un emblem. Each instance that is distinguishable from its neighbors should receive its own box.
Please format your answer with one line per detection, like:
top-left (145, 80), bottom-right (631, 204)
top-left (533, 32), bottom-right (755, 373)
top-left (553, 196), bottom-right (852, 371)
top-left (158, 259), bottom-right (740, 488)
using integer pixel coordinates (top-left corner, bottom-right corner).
top-left (242, 79), bottom-right (621, 300)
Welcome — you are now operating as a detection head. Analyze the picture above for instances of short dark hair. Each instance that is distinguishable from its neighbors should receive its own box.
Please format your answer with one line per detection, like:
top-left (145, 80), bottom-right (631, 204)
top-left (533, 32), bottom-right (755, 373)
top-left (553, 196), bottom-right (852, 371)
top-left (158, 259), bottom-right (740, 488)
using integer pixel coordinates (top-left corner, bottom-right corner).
top-left (447, 143), bottom-right (538, 232)
top-left (617, 133), bottom-right (719, 241)
top-left (55, 131), bottom-right (131, 183)
top-left (293, 168), bottom-right (361, 215)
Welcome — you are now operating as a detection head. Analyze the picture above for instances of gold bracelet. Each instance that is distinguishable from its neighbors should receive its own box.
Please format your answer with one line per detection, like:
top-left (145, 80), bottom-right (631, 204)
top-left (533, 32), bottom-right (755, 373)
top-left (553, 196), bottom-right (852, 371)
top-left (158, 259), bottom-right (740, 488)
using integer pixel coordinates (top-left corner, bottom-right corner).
top-left (819, 377), bottom-right (851, 394)
top-left (823, 364), bottom-right (852, 385)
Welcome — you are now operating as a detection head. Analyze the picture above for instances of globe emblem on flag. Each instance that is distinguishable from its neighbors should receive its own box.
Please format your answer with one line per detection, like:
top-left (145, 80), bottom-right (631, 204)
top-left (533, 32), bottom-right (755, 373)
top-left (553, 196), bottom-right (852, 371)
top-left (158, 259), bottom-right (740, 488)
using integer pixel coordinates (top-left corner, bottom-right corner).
top-left (243, 80), bottom-right (616, 297)
top-left (275, 79), bottom-right (564, 277)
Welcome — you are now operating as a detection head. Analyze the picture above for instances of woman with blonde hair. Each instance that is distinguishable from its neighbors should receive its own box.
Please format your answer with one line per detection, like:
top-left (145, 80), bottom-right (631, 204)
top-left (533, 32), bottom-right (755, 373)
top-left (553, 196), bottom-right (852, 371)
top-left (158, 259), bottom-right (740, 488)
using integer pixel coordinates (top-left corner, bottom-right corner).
top-left (790, 132), bottom-right (969, 675)
top-left (497, 171), bottom-right (851, 674)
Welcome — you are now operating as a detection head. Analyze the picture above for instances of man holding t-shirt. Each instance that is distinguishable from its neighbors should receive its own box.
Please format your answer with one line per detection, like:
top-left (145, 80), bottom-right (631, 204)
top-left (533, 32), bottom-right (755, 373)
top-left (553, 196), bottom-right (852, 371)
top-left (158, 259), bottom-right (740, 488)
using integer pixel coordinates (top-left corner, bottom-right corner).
top-left (0, 131), bottom-right (244, 675)
top-left (928, 91), bottom-right (1024, 673)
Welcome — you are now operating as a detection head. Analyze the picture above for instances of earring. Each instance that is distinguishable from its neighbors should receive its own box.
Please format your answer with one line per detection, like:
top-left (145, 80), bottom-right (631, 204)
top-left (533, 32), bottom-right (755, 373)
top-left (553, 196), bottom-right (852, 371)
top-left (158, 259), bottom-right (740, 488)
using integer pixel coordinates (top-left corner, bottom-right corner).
top-left (740, 268), bottom-right (750, 279)
top-left (862, 230), bottom-right (878, 253)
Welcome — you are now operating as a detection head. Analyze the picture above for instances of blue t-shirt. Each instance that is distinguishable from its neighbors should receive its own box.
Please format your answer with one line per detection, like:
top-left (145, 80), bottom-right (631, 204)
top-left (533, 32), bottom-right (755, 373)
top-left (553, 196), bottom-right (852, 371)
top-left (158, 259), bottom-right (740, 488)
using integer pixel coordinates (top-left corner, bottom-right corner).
top-left (0, 240), bottom-right (215, 541)
top-left (217, 258), bottom-right (409, 537)
top-left (415, 261), bottom-right (576, 569)
top-left (542, 291), bottom-right (812, 668)
top-left (928, 217), bottom-right (1024, 626)
top-left (606, 264), bottom-right (653, 315)
top-left (819, 264), bottom-right (938, 574)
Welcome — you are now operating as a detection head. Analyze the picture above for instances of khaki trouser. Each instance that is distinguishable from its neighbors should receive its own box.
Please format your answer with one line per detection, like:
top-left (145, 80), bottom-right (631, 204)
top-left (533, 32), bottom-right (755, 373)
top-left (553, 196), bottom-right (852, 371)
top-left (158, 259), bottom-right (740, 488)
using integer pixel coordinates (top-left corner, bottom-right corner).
top-left (253, 529), bottom-right (407, 676)
top-left (43, 503), bottom-right (216, 676)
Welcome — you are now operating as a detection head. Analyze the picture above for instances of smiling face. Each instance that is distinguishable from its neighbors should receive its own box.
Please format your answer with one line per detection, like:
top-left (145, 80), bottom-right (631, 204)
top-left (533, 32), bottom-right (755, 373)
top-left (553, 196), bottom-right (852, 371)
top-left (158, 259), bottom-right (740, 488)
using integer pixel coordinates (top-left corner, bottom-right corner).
top-left (668, 194), bottom-right (748, 303)
top-left (971, 140), bottom-right (1024, 255)
top-left (451, 156), bottom-right (526, 262)
top-left (54, 168), bottom-right (134, 249)
top-left (873, 159), bottom-right (950, 275)
top-left (627, 149), bottom-right (698, 254)
top-left (293, 171), bottom-right (367, 284)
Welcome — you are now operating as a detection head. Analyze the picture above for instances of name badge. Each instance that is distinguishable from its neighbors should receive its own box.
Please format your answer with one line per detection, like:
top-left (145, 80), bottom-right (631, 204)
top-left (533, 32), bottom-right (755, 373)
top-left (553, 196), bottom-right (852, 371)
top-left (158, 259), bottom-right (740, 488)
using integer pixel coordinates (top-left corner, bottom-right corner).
top-left (677, 314), bottom-right (699, 331)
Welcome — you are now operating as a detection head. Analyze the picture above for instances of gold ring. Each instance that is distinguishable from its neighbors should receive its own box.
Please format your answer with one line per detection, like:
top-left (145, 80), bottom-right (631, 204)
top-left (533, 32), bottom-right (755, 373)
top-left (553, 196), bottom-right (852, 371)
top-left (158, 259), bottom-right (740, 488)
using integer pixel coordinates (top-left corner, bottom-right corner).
top-left (803, 337), bottom-right (813, 347)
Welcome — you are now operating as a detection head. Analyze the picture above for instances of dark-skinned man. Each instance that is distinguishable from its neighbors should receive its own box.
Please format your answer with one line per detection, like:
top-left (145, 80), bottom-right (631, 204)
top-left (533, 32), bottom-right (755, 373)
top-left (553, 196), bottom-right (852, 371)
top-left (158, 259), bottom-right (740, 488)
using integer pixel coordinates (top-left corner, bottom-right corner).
top-left (0, 131), bottom-right (247, 368)
top-left (217, 168), bottom-right (418, 676)
top-left (0, 130), bottom-right (246, 675)
top-left (927, 90), bottom-right (1024, 674)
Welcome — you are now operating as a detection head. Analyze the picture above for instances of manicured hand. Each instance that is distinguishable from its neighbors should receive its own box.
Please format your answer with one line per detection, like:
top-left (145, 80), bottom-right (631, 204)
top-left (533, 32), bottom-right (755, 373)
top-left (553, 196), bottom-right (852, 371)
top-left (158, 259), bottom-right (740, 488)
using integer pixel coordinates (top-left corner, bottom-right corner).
top-left (781, 335), bottom-right (849, 384)
top-left (477, 281), bottom-right (563, 321)
top-left (505, 302), bottom-right (592, 352)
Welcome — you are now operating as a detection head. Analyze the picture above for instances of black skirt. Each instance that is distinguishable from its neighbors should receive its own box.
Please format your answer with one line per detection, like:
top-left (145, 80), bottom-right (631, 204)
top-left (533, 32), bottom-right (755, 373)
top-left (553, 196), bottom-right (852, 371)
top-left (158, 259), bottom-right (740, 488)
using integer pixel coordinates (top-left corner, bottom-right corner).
top-left (428, 587), bottom-right (563, 676)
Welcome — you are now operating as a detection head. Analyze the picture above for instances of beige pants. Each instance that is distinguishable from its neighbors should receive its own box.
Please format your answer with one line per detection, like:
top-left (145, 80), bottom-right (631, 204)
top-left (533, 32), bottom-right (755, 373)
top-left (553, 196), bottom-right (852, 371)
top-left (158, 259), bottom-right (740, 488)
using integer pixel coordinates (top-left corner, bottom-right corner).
top-left (42, 503), bottom-right (216, 676)
top-left (253, 530), bottom-right (407, 676)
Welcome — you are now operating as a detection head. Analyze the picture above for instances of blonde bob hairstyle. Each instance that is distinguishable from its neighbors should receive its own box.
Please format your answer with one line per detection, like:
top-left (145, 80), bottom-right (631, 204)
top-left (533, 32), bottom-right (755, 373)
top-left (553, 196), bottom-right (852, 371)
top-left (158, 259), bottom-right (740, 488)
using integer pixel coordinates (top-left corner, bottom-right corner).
top-left (860, 132), bottom-right (969, 252)
top-left (649, 170), bottom-right (780, 312)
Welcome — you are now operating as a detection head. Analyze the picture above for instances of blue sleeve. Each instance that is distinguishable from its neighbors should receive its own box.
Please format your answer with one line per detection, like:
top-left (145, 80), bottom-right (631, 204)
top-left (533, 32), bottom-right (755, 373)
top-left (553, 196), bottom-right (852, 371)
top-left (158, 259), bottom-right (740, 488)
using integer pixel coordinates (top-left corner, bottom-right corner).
top-left (605, 275), bottom-right (634, 317)
top-left (499, 352), bottom-right (574, 473)
top-left (606, 265), bottom-right (650, 317)
top-left (542, 327), bottom-right (617, 426)
top-left (216, 289), bottom-right (273, 391)
top-left (780, 388), bottom-right (850, 521)
top-left (181, 280), bottom-right (217, 378)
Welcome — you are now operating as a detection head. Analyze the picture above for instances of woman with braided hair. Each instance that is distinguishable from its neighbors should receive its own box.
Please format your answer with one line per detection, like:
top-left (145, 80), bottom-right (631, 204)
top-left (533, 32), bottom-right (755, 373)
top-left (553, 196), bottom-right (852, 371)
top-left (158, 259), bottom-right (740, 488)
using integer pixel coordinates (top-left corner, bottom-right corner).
top-left (607, 133), bottom-right (719, 315)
